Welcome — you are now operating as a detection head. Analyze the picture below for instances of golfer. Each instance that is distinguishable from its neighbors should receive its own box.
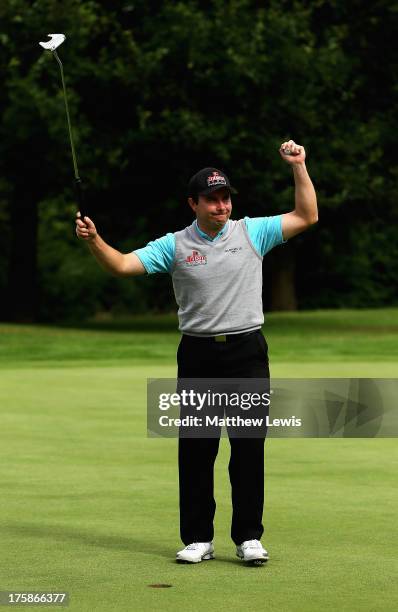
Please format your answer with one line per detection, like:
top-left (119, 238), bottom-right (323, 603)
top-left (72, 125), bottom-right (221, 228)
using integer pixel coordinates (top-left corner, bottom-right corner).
top-left (75, 140), bottom-right (318, 564)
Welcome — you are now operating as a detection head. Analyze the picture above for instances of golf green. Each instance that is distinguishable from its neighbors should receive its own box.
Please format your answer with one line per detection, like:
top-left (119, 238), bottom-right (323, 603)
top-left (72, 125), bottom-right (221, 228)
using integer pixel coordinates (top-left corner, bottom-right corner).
top-left (1, 312), bottom-right (397, 611)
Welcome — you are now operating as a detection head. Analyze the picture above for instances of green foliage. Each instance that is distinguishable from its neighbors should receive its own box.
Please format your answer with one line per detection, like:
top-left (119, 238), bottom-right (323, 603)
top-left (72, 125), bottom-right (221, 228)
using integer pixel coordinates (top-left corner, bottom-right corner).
top-left (37, 198), bottom-right (150, 321)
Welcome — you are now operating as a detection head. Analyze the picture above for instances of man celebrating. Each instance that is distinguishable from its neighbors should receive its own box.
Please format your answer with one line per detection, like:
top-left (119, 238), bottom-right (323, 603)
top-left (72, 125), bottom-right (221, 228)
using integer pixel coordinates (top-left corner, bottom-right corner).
top-left (75, 140), bottom-right (318, 565)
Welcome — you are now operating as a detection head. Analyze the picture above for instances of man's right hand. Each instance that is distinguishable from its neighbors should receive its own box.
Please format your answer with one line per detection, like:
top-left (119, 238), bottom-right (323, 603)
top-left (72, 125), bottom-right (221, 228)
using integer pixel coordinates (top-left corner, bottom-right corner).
top-left (75, 211), bottom-right (98, 241)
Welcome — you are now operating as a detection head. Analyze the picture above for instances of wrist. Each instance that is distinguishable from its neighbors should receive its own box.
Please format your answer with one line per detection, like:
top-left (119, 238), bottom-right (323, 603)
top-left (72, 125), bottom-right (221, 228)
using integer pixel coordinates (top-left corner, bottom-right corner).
top-left (292, 161), bottom-right (307, 171)
top-left (87, 232), bottom-right (100, 247)
top-left (292, 162), bottom-right (309, 179)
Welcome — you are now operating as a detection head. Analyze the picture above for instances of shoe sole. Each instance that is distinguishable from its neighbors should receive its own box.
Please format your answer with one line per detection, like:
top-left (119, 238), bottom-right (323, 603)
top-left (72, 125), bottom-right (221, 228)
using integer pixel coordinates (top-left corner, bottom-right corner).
top-left (236, 553), bottom-right (268, 565)
top-left (176, 553), bottom-right (215, 564)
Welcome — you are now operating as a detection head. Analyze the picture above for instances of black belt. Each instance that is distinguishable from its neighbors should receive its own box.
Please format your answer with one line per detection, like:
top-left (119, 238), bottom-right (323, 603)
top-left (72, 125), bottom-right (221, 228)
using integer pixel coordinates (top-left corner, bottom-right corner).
top-left (183, 330), bottom-right (259, 343)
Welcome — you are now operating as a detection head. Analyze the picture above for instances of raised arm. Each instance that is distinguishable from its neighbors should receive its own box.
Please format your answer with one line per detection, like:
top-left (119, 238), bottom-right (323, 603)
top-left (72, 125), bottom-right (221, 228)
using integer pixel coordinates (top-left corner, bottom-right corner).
top-left (279, 140), bottom-right (318, 240)
top-left (75, 212), bottom-right (146, 277)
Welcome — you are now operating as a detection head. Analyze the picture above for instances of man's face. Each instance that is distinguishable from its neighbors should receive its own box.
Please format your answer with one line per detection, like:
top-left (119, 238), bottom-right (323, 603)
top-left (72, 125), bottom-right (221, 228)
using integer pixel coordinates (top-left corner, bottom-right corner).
top-left (188, 187), bottom-right (232, 231)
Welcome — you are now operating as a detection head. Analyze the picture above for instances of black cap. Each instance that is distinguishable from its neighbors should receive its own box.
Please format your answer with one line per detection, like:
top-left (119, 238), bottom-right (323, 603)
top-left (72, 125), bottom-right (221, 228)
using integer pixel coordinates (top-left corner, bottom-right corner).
top-left (187, 167), bottom-right (237, 199)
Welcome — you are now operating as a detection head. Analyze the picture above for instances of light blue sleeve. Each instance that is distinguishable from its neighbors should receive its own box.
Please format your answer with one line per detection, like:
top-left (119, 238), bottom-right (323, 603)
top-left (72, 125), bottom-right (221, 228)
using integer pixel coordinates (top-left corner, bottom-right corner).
top-left (133, 232), bottom-right (175, 274)
top-left (244, 215), bottom-right (286, 256)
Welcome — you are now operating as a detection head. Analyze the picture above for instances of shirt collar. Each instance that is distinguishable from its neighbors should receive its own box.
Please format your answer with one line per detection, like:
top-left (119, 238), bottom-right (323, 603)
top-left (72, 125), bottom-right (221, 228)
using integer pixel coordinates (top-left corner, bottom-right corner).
top-left (194, 219), bottom-right (228, 242)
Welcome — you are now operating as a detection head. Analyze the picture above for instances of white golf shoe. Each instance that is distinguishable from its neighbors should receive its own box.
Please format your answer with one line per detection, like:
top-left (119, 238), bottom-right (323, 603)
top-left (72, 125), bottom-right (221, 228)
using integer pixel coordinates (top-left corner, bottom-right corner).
top-left (236, 539), bottom-right (269, 564)
top-left (176, 542), bottom-right (215, 563)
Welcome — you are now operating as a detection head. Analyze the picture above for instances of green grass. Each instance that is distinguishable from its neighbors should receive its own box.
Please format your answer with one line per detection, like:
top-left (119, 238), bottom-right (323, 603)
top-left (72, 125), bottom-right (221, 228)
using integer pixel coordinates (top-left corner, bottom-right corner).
top-left (0, 310), bottom-right (397, 611)
top-left (1, 308), bottom-right (398, 368)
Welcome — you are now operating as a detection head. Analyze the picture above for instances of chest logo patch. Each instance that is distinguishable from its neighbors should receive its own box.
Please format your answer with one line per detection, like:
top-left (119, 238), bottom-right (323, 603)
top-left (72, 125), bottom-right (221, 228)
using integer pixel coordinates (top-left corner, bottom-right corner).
top-left (225, 247), bottom-right (243, 254)
top-left (185, 250), bottom-right (207, 266)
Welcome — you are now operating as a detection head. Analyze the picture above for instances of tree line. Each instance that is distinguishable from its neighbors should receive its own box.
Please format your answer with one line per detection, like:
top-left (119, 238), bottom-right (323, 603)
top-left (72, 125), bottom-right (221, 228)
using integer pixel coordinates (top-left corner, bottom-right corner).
top-left (0, 0), bottom-right (396, 321)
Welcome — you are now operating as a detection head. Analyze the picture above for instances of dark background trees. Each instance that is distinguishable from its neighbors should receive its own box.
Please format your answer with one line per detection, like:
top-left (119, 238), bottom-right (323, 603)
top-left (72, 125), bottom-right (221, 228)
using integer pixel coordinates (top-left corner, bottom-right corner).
top-left (0, 0), bottom-right (396, 322)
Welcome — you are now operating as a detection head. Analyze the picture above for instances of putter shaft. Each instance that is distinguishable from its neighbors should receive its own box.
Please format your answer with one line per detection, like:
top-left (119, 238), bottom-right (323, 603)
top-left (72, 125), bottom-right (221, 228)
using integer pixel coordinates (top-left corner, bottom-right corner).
top-left (53, 50), bottom-right (80, 181)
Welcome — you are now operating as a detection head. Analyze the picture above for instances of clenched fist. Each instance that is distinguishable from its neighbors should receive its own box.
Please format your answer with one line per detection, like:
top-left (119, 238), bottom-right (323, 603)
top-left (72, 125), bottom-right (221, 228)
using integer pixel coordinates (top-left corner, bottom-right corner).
top-left (279, 140), bottom-right (306, 164)
top-left (75, 211), bottom-right (98, 241)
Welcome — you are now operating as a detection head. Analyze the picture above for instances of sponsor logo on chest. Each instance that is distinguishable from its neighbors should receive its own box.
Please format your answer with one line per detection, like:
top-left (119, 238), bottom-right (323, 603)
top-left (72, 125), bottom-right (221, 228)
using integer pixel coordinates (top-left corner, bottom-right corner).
top-left (185, 250), bottom-right (207, 266)
top-left (225, 247), bottom-right (243, 254)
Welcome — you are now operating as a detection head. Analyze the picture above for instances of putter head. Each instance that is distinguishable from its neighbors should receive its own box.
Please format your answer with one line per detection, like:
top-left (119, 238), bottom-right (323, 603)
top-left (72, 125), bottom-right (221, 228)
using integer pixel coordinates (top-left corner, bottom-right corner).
top-left (39, 33), bottom-right (66, 51)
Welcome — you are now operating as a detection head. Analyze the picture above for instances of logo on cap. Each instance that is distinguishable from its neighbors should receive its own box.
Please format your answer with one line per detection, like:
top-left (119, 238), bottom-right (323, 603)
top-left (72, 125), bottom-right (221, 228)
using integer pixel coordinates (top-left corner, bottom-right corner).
top-left (207, 171), bottom-right (227, 188)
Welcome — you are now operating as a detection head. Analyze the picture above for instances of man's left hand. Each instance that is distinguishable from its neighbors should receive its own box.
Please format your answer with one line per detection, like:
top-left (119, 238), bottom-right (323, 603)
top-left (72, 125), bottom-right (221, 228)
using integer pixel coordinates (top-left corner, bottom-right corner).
top-left (279, 140), bottom-right (306, 164)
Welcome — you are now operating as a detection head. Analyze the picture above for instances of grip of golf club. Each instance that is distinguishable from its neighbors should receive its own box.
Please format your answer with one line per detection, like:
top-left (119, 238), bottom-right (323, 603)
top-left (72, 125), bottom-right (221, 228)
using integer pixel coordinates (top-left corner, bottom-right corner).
top-left (75, 178), bottom-right (87, 221)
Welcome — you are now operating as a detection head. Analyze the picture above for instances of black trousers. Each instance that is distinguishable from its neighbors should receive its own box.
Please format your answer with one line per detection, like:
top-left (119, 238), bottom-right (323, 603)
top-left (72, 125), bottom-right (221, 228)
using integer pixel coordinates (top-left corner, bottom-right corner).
top-left (177, 330), bottom-right (270, 546)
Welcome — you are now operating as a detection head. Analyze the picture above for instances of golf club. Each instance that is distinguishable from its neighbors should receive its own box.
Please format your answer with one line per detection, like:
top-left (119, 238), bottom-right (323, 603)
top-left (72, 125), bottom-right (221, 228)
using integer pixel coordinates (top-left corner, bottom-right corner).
top-left (39, 33), bottom-right (87, 220)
